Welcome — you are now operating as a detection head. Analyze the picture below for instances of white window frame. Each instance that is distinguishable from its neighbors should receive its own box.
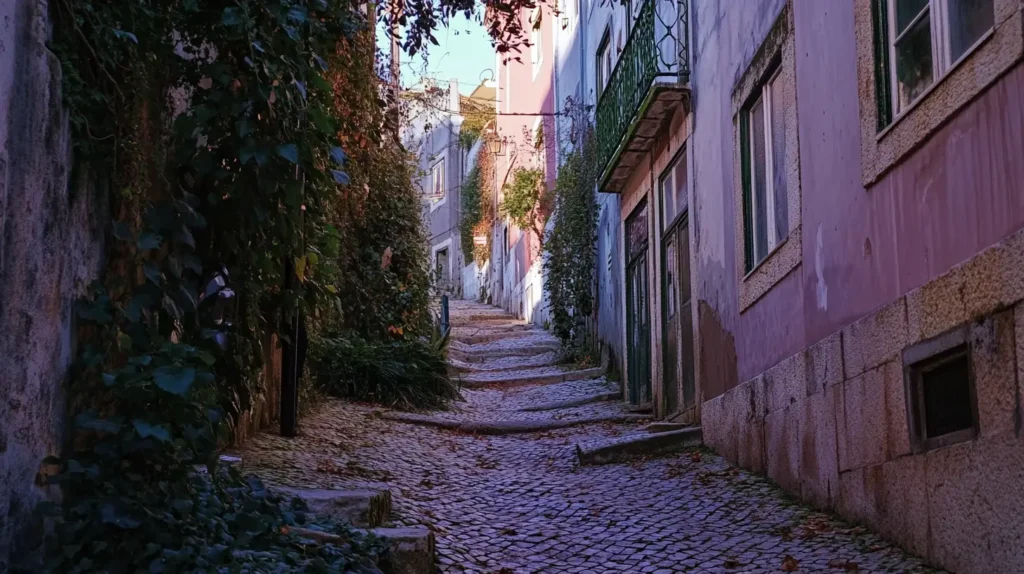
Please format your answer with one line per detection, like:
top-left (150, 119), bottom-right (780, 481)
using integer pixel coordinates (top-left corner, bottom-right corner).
top-left (596, 27), bottom-right (612, 98)
top-left (429, 157), bottom-right (446, 212)
top-left (886, 0), bottom-right (995, 115)
top-left (747, 67), bottom-right (783, 265)
top-left (531, 8), bottom-right (543, 79)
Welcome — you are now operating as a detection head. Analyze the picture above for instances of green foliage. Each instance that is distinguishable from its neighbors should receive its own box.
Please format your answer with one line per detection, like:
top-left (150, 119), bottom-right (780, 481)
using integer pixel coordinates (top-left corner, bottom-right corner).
top-left (459, 165), bottom-right (484, 263)
top-left (544, 134), bottom-right (600, 359)
top-left (37, 0), bottom-right (407, 570)
top-left (311, 324), bottom-right (460, 411)
top-left (458, 96), bottom-right (493, 149)
top-left (500, 167), bottom-right (552, 242)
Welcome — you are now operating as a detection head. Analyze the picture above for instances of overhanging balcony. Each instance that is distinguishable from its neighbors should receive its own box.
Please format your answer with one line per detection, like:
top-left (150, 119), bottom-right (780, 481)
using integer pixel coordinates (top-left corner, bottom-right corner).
top-left (596, 0), bottom-right (690, 193)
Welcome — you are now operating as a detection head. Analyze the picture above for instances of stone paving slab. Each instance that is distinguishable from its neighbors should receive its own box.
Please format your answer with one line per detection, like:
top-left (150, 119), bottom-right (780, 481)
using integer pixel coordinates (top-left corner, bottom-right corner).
top-left (239, 300), bottom-right (942, 574)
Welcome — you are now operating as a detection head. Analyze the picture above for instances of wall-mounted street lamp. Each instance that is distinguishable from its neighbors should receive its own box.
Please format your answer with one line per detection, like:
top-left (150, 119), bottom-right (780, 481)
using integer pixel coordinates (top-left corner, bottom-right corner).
top-left (488, 135), bottom-right (507, 156)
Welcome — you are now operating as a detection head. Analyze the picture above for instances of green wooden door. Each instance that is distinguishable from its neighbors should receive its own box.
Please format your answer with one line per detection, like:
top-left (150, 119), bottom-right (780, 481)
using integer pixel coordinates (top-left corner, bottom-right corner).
top-left (625, 201), bottom-right (651, 405)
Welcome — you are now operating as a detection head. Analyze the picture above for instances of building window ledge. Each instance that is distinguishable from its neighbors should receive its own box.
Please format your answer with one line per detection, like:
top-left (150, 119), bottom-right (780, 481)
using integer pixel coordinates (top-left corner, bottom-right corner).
top-left (855, 0), bottom-right (1024, 186)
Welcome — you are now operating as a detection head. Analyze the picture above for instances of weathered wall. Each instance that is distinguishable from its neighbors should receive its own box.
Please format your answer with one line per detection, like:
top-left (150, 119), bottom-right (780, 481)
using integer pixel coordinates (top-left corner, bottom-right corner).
top-left (0, 0), bottom-right (107, 565)
top-left (698, 1), bottom-right (1024, 571)
top-left (704, 226), bottom-right (1024, 574)
top-left (493, 4), bottom-right (556, 323)
top-left (688, 0), bottom-right (790, 403)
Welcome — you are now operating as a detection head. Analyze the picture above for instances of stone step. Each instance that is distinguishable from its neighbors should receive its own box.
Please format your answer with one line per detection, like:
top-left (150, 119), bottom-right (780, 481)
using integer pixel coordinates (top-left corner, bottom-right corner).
top-left (291, 526), bottom-right (435, 574)
top-left (448, 342), bottom-right (561, 363)
top-left (448, 351), bottom-right (562, 373)
top-left (452, 312), bottom-right (515, 322)
top-left (460, 366), bottom-right (606, 389)
top-left (644, 422), bottom-right (695, 433)
top-left (519, 390), bottom-right (621, 412)
top-left (275, 487), bottom-right (392, 528)
top-left (575, 427), bottom-right (703, 465)
top-left (451, 327), bottom-right (542, 345)
top-left (379, 411), bottom-right (652, 435)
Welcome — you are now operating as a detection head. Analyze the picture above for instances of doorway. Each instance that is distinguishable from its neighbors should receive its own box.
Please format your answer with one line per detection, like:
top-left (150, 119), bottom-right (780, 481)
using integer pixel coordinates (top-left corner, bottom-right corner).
top-left (660, 150), bottom-right (695, 417)
top-left (625, 200), bottom-right (651, 405)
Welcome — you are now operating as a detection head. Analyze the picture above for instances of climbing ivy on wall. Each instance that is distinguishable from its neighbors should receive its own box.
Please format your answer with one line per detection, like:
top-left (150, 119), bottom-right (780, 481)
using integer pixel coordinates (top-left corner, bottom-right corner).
top-left (544, 131), bottom-right (599, 359)
top-left (500, 167), bottom-right (553, 245)
top-left (28, 0), bottom-right (426, 570)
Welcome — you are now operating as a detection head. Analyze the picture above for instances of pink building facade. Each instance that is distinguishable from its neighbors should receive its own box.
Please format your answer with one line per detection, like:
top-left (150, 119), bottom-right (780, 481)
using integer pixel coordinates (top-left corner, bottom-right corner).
top-left (489, 5), bottom-right (558, 324)
top-left (589, 0), bottom-right (1024, 571)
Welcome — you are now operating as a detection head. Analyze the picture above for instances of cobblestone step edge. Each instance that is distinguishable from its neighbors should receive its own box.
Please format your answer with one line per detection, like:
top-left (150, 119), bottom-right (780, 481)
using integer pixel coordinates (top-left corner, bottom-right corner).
top-left (290, 526), bottom-right (435, 574)
top-left (274, 487), bottom-right (392, 528)
top-left (447, 343), bottom-right (561, 363)
top-left (575, 427), bottom-right (704, 465)
top-left (518, 390), bottom-right (622, 412)
top-left (460, 366), bottom-right (607, 389)
top-left (447, 353), bottom-right (561, 374)
top-left (377, 411), bottom-right (652, 435)
top-left (451, 328), bottom-right (544, 345)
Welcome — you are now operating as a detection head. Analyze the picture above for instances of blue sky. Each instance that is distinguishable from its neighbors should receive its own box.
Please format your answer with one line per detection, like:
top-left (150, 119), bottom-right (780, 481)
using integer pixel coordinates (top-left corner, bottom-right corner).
top-left (376, 12), bottom-right (495, 96)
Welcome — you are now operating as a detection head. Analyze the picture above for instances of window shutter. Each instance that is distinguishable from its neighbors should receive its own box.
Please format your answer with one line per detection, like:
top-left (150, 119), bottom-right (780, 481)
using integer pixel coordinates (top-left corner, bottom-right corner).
top-left (740, 112), bottom-right (753, 274)
top-left (871, 0), bottom-right (893, 130)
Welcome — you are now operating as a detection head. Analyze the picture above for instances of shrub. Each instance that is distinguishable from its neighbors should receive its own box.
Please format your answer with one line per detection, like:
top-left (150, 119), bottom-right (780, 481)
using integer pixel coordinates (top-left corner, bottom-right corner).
top-left (311, 326), bottom-right (460, 410)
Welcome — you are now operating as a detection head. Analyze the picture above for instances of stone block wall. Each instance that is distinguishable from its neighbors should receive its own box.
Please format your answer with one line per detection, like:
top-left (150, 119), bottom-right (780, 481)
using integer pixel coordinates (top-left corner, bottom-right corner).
top-left (703, 227), bottom-right (1024, 574)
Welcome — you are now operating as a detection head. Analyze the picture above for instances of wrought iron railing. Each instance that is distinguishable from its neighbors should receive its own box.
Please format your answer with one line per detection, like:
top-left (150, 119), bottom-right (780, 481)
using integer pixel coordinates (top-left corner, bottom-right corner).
top-left (595, 0), bottom-right (689, 185)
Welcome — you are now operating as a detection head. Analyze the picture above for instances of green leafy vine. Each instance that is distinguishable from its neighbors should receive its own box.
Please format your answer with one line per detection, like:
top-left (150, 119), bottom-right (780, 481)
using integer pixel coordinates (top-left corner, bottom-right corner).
top-left (544, 130), bottom-right (599, 360)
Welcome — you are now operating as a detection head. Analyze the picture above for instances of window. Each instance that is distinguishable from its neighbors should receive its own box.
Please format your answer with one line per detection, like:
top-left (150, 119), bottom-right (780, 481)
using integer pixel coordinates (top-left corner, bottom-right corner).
top-left (530, 10), bottom-right (543, 71)
top-left (596, 28), bottom-right (612, 98)
top-left (660, 149), bottom-right (687, 229)
top-left (903, 325), bottom-right (978, 453)
top-left (741, 66), bottom-right (788, 271)
top-left (878, 0), bottom-right (994, 124)
top-left (435, 247), bottom-right (449, 286)
top-left (430, 158), bottom-right (445, 200)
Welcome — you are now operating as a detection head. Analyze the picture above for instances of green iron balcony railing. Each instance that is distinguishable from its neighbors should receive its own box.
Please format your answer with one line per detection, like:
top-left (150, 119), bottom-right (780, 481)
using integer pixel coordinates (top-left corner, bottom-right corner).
top-left (596, 0), bottom-right (690, 193)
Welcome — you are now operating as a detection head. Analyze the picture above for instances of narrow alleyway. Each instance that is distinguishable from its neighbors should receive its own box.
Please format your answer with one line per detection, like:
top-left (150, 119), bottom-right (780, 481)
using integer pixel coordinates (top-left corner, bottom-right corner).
top-left (241, 301), bottom-right (939, 573)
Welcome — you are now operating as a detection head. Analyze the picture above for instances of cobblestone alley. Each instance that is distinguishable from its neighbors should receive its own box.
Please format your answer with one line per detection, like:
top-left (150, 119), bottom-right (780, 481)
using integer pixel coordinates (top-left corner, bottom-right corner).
top-left (240, 301), bottom-right (940, 573)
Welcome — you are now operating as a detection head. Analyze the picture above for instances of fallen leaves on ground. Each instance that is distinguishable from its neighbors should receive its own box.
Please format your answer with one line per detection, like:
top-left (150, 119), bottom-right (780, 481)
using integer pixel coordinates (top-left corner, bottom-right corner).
top-left (782, 554), bottom-right (800, 571)
top-left (828, 559), bottom-right (860, 570)
top-left (800, 516), bottom-right (833, 539)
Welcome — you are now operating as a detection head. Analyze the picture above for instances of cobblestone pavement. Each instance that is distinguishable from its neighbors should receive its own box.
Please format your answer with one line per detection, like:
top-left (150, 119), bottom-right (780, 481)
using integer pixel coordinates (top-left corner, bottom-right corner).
top-left (240, 300), bottom-right (940, 573)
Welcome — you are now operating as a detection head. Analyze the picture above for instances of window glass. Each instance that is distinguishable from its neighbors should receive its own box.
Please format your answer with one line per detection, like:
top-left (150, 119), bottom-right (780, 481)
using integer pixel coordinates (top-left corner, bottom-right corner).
top-left (896, 0), bottom-right (928, 32)
top-left (895, 12), bottom-right (934, 110)
top-left (948, 0), bottom-right (994, 61)
top-left (626, 202), bottom-right (648, 260)
top-left (432, 159), bottom-right (445, 199)
top-left (750, 94), bottom-right (768, 262)
top-left (769, 73), bottom-right (788, 244)
top-left (660, 152), bottom-right (687, 229)
top-left (665, 238), bottom-right (677, 318)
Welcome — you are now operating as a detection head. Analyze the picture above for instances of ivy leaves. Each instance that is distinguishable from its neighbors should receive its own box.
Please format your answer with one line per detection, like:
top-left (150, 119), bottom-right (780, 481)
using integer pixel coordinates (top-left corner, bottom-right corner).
top-left (500, 167), bottom-right (553, 245)
top-left (544, 130), bottom-right (600, 357)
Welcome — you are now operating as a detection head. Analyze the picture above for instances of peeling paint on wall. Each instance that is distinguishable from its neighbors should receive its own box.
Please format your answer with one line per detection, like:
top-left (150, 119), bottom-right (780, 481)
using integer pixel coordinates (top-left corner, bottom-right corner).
top-left (815, 223), bottom-right (828, 311)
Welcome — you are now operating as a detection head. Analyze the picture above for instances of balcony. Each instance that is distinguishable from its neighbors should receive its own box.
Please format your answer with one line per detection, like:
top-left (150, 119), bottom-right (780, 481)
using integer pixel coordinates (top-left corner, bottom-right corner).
top-left (596, 0), bottom-right (690, 193)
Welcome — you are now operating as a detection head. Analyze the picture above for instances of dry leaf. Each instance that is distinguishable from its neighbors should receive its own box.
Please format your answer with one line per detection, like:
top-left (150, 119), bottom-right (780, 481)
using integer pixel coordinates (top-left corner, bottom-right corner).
top-left (381, 246), bottom-right (393, 269)
top-left (827, 559), bottom-right (860, 571)
top-left (782, 555), bottom-right (799, 572)
top-left (198, 77), bottom-right (213, 90)
top-left (268, 90), bottom-right (277, 104)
